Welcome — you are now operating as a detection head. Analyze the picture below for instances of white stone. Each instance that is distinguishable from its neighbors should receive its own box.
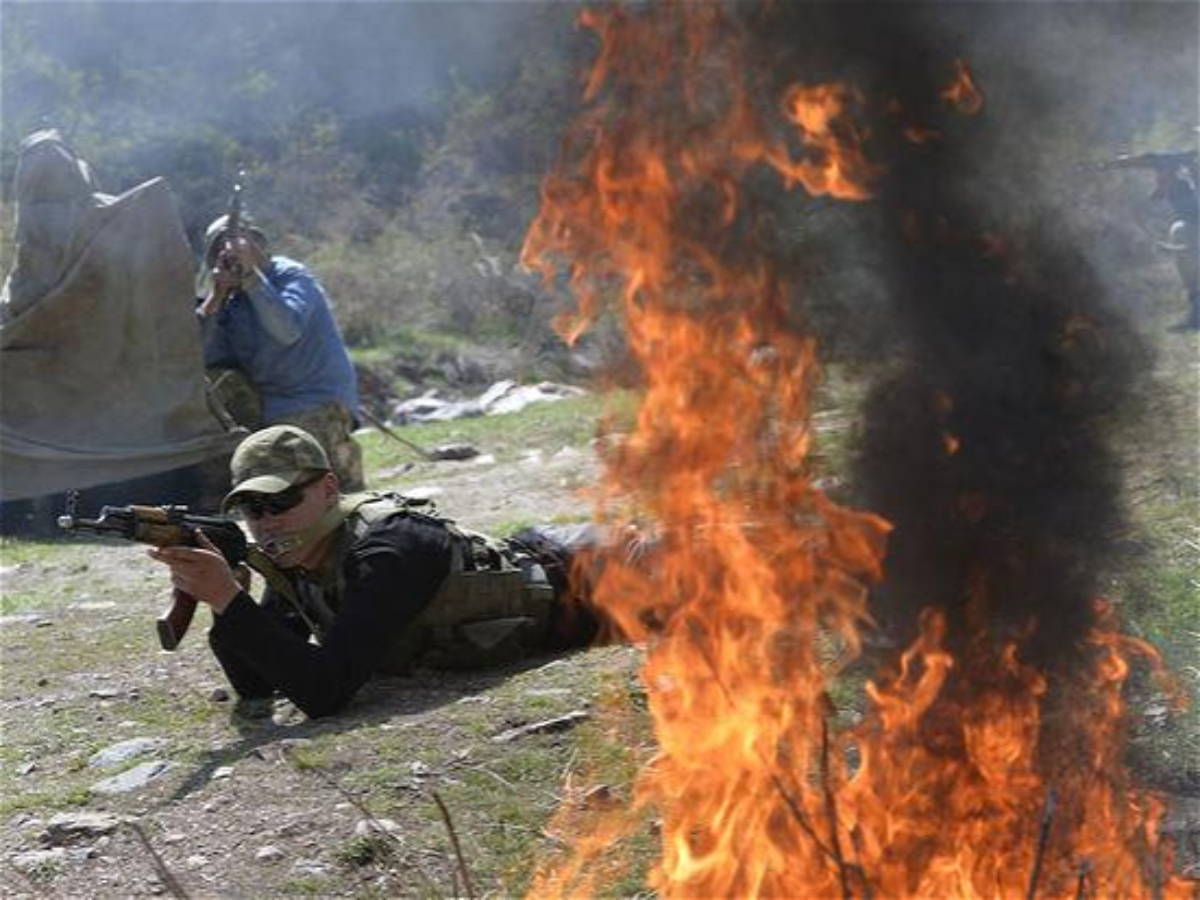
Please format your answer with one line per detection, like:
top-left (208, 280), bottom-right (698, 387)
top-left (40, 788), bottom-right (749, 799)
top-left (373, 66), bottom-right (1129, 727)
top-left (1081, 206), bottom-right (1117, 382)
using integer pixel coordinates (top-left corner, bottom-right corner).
top-left (89, 737), bottom-right (167, 769)
top-left (91, 760), bottom-right (171, 795)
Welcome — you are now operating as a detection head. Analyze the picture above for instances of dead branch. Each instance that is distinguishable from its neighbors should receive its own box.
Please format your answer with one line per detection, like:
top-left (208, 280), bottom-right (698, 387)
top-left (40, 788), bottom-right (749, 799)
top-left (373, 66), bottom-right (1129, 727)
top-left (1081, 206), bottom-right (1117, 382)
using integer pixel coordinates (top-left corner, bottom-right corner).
top-left (850, 827), bottom-right (875, 900)
top-left (1025, 788), bottom-right (1058, 900)
top-left (125, 821), bottom-right (190, 900)
top-left (432, 790), bottom-right (477, 900)
top-left (1074, 858), bottom-right (1092, 900)
top-left (820, 716), bottom-right (853, 900)
top-left (492, 710), bottom-right (591, 743)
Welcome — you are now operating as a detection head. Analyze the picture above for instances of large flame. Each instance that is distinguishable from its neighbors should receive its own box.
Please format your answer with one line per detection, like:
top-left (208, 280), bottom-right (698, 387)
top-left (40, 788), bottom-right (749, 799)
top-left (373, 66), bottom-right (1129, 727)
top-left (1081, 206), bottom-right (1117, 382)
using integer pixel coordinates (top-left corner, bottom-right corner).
top-left (522, 3), bottom-right (1187, 897)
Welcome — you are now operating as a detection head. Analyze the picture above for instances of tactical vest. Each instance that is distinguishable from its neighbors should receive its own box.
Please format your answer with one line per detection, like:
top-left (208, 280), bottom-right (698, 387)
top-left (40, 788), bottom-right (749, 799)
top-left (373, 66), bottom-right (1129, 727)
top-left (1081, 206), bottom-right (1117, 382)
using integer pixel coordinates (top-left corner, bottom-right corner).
top-left (305, 492), bottom-right (558, 673)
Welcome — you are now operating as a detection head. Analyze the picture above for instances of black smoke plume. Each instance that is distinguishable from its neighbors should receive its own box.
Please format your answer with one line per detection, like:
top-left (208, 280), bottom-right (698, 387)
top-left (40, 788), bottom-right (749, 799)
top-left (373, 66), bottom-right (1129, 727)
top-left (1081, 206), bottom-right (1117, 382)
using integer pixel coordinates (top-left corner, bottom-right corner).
top-left (745, 3), bottom-right (1188, 673)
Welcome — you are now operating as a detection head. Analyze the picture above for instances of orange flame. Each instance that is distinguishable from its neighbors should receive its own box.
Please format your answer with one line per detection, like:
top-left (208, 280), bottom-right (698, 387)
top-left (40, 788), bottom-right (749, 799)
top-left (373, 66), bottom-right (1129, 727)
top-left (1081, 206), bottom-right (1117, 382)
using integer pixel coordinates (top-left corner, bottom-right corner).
top-left (942, 58), bottom-right (984, 115)
top-left (523, 4), bottom-right (1186, 898)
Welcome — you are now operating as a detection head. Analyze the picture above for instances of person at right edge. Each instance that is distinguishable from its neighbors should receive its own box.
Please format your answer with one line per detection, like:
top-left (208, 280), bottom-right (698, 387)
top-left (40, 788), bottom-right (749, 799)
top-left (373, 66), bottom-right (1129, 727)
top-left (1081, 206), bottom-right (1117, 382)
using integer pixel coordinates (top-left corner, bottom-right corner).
top-left (196, 214), bottom-right (366, 490)
top-left (148, 425), bottom-right (605, 721)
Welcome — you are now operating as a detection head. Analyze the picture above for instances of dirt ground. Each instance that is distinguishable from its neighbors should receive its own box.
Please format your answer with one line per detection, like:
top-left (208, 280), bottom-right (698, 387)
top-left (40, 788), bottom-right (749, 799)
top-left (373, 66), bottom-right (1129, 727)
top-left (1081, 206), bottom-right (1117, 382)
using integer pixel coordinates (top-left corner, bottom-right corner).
top-left (0, 432), bottom-right (648, 899)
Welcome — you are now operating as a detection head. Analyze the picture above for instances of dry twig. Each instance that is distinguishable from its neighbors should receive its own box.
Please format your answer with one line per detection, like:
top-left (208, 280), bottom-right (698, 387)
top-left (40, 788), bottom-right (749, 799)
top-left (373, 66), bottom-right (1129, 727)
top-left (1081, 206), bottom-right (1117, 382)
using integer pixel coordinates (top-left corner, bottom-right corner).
top-left (125, 821), bottom-right (190, 900)
top-left (1026, 788), bottom-right (1058, 900)
top-left (1074, 858), bottom-right (1093, 900)
top-left (820, 716), bottom-right (853, 900)
top-left (432, 790), bottom-right (477, 900)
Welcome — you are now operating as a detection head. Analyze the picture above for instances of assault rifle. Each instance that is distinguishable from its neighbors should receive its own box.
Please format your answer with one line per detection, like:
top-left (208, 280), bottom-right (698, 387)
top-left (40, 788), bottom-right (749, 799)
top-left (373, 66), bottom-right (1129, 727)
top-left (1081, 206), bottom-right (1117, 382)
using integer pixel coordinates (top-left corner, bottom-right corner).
top-left (58, 498), bottom-right (255, 651)
top-left (198, 170), bottom-right (246, 317)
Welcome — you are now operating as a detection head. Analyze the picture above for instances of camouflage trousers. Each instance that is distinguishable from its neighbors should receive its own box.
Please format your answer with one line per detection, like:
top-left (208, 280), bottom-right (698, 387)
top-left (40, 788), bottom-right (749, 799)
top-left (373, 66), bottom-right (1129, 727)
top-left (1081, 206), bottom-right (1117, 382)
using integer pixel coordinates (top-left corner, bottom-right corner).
top-left (206, 368), bottom-right (365, 492)
top-left (272, 404), bottom-right (365, 493)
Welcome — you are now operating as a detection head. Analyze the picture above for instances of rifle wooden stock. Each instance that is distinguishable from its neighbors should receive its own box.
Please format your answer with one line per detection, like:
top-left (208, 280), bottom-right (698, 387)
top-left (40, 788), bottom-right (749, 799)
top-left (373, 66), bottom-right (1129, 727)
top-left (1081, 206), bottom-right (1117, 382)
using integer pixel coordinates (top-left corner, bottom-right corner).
top-left (157, 589), bottom-right (199, 652)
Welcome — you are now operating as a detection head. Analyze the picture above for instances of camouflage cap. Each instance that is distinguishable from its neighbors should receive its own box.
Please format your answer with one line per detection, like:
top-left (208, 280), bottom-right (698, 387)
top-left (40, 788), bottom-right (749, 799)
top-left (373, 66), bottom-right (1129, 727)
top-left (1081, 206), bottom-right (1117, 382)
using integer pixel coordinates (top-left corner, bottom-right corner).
top-left (222, 425), bottom-right (331, 511)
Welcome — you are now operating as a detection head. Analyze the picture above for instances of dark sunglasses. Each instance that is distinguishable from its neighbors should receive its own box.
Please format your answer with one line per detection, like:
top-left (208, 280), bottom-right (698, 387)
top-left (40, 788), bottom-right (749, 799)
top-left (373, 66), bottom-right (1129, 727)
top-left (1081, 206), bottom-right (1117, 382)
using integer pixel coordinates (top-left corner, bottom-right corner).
top-left (236, 476), bottom-right (322, 520)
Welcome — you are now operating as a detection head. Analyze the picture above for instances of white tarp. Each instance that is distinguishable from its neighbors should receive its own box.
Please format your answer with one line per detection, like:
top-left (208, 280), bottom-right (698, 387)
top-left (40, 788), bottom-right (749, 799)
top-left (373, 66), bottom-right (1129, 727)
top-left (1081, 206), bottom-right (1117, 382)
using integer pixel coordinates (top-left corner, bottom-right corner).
top-left (0, 130), bottom-right (233, 501)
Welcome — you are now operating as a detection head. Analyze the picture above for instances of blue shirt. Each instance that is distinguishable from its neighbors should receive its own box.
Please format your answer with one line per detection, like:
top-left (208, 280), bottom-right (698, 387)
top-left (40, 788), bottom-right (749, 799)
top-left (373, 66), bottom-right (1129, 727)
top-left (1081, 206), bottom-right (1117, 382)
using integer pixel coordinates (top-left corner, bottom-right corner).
top-left (201, 256), bottom-right (359, 422)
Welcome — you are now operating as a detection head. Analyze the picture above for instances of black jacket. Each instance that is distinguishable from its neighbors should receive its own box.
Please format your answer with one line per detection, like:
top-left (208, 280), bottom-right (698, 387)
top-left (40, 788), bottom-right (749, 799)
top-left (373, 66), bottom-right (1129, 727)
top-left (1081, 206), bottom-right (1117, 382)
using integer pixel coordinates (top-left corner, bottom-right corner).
top-left (209, 513), bottom-right (452, 717)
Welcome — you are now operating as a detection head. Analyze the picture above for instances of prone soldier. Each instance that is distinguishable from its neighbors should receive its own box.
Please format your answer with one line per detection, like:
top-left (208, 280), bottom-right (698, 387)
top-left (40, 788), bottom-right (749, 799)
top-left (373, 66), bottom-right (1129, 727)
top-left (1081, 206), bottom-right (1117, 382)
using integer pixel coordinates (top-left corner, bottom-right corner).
top-left (146, 425), bottom-right (603, 720)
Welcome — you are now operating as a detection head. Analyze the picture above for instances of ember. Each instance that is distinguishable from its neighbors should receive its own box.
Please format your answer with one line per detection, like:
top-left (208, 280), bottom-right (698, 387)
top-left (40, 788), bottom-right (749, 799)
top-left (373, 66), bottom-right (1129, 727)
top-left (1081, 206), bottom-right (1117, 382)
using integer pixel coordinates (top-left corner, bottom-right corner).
top-left (522, 3), bottom-right (1188, 897)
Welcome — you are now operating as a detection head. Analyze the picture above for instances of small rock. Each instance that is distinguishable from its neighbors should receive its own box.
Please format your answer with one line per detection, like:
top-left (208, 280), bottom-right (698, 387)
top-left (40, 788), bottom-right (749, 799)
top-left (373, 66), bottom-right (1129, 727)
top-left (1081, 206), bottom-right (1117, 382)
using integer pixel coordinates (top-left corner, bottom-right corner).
top-left (12, 847), bottom-right (66, 873)
top-left (354, 818), bottom-right (403, 840)
top-left (18, 761), bottom-right (37, 776)
top-left (161, 833), bottom-right (187, 845)
top-left (291, 858), bottom-right (331, 877)
top-left (36, 677), bottom-right (49, 687)
top-left (40, 812), bottom-right (123, 846)
top-left (209, 688), bottom-right (231, 703)
top-left (212, 766), bottom-right (234, 780)
top-left (520, 449), bottom-right (545, 466)
top-left (89, 738), bottom-right (167, 769)
top-left (455, 695), bottom-right (491, 705)
top-left (185, 855), bottom-right (208, 868)
top-left (91, 760), bottom-right (171, 795)
top-left (402, 485), bottom-right (443, 502)
top-left (34, 618), bottom-right (55, 628)
top-left (255, 845), bottom-right (285, 862)
top-left (429, 442), bottom-right (480, 461)
top-left (88, 688), bottom-right (121, 700)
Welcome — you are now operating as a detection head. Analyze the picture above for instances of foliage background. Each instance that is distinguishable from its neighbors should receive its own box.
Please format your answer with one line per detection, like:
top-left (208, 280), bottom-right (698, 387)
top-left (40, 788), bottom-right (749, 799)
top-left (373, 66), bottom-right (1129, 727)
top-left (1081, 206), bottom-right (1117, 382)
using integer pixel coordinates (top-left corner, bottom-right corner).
top-left (1, 1), bottom-right (593, 373)
top-left (1, 2), bottom-right (1196, 372)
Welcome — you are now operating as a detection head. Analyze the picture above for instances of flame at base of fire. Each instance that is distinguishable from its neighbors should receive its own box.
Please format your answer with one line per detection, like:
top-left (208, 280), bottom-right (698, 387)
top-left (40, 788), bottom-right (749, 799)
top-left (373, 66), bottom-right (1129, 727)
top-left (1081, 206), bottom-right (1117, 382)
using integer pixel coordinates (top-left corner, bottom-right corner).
top-left (532, 602), bottom-right (1186, 900)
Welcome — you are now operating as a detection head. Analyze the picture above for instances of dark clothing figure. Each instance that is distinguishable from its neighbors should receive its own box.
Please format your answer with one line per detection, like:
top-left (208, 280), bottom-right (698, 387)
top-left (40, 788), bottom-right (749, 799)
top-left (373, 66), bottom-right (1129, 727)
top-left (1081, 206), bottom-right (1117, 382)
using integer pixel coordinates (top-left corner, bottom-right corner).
top-left (152, 425), bottom-right (601, 721)
top-left (209, 501), bottom-right (598, 719)
top-left (1156, 164), bottom-right (1200, 329)
top-left (209, 512), bottom-right (453, 718)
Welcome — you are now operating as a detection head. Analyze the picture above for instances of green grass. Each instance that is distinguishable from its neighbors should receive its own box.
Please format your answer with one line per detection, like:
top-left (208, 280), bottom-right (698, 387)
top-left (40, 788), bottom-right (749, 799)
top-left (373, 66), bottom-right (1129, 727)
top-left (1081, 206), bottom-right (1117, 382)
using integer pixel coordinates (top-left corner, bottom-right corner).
top-left (335, 833), bottom-right (396, 868)
top-left (0, 537), bottom-right (79, 568)
top-left (357, 389), bottom-right (638, 475)
top-left (349, 326), bottom-right (471, 371)
top-left (277, 876), bottom-right (336, 897)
